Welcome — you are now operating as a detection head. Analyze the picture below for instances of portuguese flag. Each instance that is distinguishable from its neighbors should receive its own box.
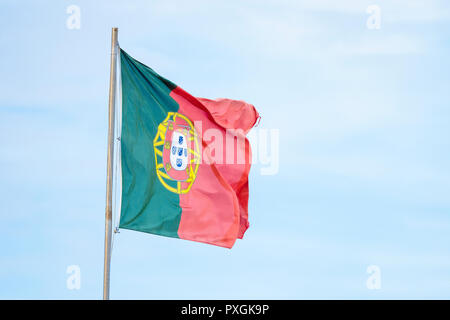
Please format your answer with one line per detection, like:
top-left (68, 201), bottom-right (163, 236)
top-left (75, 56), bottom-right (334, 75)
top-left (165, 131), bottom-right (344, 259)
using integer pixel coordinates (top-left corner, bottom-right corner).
top-left (118, 49), bottom-right (259, 248)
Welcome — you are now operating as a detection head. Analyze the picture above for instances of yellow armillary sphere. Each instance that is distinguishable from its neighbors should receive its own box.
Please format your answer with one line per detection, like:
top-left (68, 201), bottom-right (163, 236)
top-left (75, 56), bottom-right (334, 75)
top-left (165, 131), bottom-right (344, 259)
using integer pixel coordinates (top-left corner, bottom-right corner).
top-left (153, 112), bottom-right (201, 194)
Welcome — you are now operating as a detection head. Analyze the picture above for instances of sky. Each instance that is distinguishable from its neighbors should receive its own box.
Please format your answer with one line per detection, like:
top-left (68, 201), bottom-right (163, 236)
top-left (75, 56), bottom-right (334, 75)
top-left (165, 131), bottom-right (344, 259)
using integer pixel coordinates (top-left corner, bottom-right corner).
top-left (0, 0), bottom-right (450, 299)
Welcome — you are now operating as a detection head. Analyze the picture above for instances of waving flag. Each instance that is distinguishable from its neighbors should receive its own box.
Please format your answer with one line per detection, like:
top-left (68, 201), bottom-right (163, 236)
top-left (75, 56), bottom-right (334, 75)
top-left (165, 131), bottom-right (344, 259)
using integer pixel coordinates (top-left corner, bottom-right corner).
top-left (118, 49), bottom-right (258, 248)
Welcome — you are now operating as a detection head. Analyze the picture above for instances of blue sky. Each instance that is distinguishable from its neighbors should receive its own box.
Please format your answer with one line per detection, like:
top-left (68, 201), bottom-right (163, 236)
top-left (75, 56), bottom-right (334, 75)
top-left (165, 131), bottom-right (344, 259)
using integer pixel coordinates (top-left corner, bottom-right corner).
top-left (1, 0), bottom-right (450, 299)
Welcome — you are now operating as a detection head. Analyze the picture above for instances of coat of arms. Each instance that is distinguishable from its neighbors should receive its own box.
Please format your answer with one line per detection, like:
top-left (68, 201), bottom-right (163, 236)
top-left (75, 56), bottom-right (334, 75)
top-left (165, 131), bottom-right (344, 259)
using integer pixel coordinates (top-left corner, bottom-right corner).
top-left (153, 112), bottom-right (201, 194)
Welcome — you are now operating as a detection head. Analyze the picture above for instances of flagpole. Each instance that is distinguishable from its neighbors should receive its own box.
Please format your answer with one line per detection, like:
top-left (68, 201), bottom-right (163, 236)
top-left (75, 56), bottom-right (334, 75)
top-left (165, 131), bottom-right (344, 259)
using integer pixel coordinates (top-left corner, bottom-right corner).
top-left (103, 27), bottom-right (118, 300)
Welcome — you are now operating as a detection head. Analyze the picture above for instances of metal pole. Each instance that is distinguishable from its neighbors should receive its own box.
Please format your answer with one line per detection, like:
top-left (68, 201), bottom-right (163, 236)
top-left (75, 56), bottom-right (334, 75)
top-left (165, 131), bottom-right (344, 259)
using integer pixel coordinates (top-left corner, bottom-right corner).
top-left (103, 27), bottom-right (118, 300)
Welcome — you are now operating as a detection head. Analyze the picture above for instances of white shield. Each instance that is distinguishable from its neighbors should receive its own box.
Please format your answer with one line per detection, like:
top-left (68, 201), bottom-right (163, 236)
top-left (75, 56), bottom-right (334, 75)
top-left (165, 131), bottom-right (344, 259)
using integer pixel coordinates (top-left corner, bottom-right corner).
top-left (170, 131), bottom-right (188, 171)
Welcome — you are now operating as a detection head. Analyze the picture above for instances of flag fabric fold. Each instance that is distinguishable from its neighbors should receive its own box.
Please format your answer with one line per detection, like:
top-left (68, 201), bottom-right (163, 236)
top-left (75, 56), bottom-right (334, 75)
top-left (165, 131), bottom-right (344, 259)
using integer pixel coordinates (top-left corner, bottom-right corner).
top-left (118, 49), bottom-right (258, 248)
